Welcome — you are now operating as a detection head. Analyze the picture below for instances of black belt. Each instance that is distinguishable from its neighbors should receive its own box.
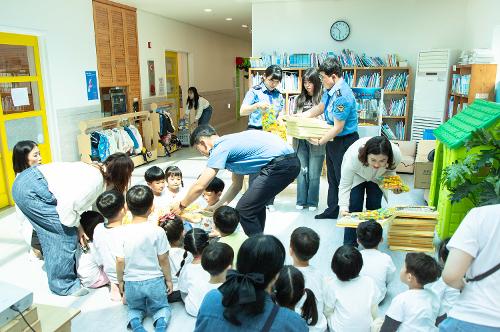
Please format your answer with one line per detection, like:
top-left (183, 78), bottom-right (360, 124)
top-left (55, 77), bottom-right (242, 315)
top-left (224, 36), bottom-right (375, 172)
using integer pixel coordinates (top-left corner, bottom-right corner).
top-left (247, 125), bottom-right (263, 130)
top-left (269, 153), bottom-right (297, 165)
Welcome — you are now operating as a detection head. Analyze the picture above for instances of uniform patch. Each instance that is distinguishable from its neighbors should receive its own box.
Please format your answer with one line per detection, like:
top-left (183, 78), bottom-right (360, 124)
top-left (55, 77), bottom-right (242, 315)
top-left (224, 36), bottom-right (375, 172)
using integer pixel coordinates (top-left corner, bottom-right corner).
top-left (336, 105), bottom-right (345, 112)
top-left (335, 89), bottom-right (342, 97)
top-left (253, 85), bottom-right (262, 90)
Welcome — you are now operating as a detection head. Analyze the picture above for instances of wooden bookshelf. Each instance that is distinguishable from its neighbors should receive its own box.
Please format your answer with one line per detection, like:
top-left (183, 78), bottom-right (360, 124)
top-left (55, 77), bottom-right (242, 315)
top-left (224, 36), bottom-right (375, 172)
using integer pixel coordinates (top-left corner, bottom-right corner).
top-left (445, 63), bottom-right (497, 121)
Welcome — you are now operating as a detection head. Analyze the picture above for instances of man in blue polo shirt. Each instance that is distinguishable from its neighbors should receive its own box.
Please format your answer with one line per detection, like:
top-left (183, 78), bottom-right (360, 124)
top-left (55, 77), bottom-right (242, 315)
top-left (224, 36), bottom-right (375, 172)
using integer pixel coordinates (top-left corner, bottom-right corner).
top-left (301, 57), bottom-right (359, 221)
top-left (170, 125), bottom-right (300, 236)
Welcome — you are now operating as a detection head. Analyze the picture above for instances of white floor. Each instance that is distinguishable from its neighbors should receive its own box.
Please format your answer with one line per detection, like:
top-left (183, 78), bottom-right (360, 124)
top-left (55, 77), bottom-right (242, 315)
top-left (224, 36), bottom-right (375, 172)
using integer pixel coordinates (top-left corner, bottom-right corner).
top-left (0, 147), bottom-right (426, 331)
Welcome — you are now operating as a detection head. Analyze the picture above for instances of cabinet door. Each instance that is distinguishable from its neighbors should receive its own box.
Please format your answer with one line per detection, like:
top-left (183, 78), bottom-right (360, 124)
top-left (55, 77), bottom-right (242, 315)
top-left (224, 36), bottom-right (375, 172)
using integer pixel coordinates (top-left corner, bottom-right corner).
top-left (123, 9), bottom-right (141, 112)
top-left (93, 2), bottom-right (113, 87)
top-left (109, 7), bottom-right (128, 86)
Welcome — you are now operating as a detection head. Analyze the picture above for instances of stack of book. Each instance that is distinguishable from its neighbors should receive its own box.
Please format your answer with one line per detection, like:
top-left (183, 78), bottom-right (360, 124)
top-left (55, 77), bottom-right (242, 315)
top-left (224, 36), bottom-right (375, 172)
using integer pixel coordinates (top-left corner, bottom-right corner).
top-left (386, 97), bottom-right (407, 116)
top-left (343, 71), bottom-right (354, 87)
top-left (458, 49), bottom-right (495, 64)
top-left (382, 122), bottom-right (405, 140)
top-left (451, 74), bottom-right (470, 95)
top-left (279, 72), bottom-right (299, 91)
top-left (357, 73), bottom-right (381, 88)
top-left (360, 54), bottom-right (386, 67)
top-left (388, 206), bottom-right (439, 252)
top-left (384, 73), bottom-right (408, 91)
top-left (284, 116), bottom-right (332, 139)
top-left (386, 54), bottom-right (399, 67)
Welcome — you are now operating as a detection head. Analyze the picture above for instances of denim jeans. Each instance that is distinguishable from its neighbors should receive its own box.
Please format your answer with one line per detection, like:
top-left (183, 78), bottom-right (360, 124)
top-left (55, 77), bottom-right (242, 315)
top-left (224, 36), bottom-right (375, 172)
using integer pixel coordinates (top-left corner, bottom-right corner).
top-left (125, 276), bottom-right (171, 326)
top-left (439, 317), bottom-right (500, 332)
top-left (198, 105), bottom-right (213, 126)
top-left (294, 139), bottom-right (325, 207)
top-left (12, 166), bottom-right (81, 295)
top-left (343, 181), bottom-right (382, 246)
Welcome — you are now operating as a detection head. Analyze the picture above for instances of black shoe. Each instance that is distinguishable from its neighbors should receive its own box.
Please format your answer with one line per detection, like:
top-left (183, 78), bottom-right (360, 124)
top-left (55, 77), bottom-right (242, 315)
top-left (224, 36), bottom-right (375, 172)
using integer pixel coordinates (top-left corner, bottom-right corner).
top-left (314, 212), bottom-right (337, 219)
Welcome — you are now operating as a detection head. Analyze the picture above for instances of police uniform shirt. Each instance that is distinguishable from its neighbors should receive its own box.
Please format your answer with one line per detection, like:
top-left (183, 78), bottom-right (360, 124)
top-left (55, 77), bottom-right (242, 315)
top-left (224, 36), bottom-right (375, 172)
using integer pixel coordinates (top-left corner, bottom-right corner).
top-left (321, 78), bottom-right (358, 136)
top-left (206, 130), bottom-right (294, 175)
top-left (242, 82), bottom-right (285, 127)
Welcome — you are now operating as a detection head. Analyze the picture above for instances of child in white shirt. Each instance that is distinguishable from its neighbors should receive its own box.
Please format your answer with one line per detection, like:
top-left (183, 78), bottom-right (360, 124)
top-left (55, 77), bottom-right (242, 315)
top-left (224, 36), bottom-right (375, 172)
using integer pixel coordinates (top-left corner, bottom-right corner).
top-left (357, 220), bottom-right (396, 304)
top-left (159, 213), bottom-right (193, 303)
top-left (324, 245), bottom-right (379, 332)
top-left (94, 190), bottom-right (126, 301)
top-left (185, 242), bottom-right (233, 316)
top-left (177, 228), bottom-right (210, 311)
top-left (290, 227), bottom-right (327, 332)
top-left (116, 185), bottom-right (173, 332)
top-left (145, 166), bottom-right (168, 210)
top-left (164, 166), bottom-right (185, 203)
top-left (381, 253), bottom-right (441, 332)
top-left (77, 211), bottom-right (109, 289)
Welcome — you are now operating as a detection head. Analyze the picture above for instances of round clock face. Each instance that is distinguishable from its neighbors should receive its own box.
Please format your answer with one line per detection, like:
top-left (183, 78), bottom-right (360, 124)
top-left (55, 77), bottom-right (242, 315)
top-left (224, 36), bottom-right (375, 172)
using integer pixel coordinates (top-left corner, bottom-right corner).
top-left (330, 20), bottom-right (350, 41)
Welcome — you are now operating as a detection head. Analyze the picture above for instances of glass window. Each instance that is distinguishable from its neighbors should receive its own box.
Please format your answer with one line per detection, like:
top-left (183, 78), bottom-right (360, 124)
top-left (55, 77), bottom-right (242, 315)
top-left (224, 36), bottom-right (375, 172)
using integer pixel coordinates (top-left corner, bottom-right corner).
top-left (0, 81), bottom-right (40, 114)
top-left (0, 44), bottom-right (36, 76)
top-left (5, 116), bottom-right (44, 150)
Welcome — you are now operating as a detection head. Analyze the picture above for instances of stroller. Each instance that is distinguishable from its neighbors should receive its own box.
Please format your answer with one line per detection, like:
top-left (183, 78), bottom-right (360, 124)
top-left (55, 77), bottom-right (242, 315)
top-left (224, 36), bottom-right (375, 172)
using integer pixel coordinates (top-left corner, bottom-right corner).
top-left (157, 109), bottom-right (182, 157)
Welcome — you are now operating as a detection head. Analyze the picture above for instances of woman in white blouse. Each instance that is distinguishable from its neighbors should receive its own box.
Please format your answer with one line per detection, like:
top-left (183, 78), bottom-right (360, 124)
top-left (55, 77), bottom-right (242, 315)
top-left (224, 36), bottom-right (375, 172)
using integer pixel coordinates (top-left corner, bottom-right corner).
top-left (12, 152), bottom-right (134, 296)
top-left (338, 136), bottom-right (402, 246)
top-left (185, 86), bottom-right (213, 126)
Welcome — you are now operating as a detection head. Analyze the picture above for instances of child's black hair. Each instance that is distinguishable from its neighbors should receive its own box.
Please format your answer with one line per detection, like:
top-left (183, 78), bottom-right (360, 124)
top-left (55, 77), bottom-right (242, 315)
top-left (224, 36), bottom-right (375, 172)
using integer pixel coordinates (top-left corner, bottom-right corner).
top-left (201, 242), bottom-right (234, 276)
top-left (145, 166), bottom-right (165, 183)
top-left (205, 177), bottom-right (225, 193)
top-left (126, 185), bottom-right (154, 216)
top-left (213, 206), bottom-right (240, 235)
top-left (356, 220), bottom-right (383, 249)
top-left (80, 211), bottom-right (105, 241)
top-left (165, 165), bottom-right (184, 187)
top-left (331, 245), bottom-right (363, 282)
top-left (290, 227), bottom-right (320, 262)
top-left (177, 228), bottom-right (209, 277)
top-left (159, 215), bottom-right (184, 244)
top-left (438, 238), bottom-right (451, 264)
top-left (274, 265), bottom-right (318, 326)
top-left (405, 253), bottom-right (441, 286)
top-left (96, 190), bottom-right (125, 220)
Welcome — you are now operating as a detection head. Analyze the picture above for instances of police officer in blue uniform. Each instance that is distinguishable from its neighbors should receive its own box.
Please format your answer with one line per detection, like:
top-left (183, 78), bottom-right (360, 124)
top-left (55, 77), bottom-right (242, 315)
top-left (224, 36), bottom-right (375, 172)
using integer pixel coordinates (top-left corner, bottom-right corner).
top-left (240, 65), bottom-right (285, 211)
top-left (301, 57), bottom-right (359, 220)
top-left (170, 125), bottom-right (300, 236)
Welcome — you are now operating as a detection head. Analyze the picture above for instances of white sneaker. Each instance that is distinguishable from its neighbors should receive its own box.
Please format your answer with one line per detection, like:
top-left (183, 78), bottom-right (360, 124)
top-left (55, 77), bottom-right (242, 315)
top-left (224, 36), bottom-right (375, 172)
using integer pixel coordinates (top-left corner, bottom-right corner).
top-left (296, 205), bottom-right (304, 210)
top-left (266, 205), bottom-right (276, 212)
top-left (308, 206), bottom-right (317, 212)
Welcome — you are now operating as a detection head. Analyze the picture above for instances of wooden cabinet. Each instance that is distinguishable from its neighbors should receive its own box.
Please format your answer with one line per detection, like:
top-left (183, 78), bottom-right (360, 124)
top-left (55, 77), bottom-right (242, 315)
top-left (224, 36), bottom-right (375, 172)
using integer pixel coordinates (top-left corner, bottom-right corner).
top-left (92, 0), bottom-right (141, 112)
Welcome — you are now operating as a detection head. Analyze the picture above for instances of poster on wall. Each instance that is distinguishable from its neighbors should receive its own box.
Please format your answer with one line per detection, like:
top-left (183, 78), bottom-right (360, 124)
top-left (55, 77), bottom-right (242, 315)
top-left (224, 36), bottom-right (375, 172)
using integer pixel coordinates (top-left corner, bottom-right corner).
top-left (158, 77), bottom-right (165, 96)
top-left (85, 71), bottom-right (99, 101)
top-left (148, 60), bottom-right (156, 96)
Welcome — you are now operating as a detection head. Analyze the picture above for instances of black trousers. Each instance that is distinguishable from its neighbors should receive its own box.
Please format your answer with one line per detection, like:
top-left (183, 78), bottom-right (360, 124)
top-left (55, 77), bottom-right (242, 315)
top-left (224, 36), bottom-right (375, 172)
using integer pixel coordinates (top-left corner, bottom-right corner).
top-left (324, 132), bottom-right (359, 217)
top-left (343, 181), bottom-right (383, 245)
top-left (237, 156), bottom-right (300, 236)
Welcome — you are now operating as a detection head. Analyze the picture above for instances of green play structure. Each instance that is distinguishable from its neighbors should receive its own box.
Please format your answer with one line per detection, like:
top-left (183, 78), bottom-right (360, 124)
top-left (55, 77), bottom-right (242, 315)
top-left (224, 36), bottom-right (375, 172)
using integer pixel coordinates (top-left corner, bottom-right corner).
top-left (429, 99), bottom-right (500, 239)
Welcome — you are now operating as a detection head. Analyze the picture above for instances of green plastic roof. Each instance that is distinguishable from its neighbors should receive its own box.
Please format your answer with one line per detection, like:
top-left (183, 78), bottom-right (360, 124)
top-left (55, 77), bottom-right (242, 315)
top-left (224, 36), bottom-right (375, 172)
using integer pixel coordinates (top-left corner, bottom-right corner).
top-left (434, 99), bottom-right (500, 149)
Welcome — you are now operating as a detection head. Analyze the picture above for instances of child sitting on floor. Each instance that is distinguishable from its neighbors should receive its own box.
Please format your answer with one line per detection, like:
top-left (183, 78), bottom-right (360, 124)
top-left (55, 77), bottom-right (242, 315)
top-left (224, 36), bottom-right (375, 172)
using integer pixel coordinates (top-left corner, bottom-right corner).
top-left (159, 214), bottom-right (193, 303)
top-left (164, 166), bottom-right (185, 202)
top-left (213, 206), bottom-right (247, 266)
top-left (94, 190), bottom-right (126, 301)
top-left (185, 242), bottom-right (233, 316)
top-left (202, 176), bottom-right (225, 208)
top-left (145, 166), bottom-right (167, 209)
top-left (357, 220), bottom-right (396, 304)
top-left (116, 185), bottom-right (173, 332)
top-left (289, 227), bottom-right (327, 331)
top-left (381, 253), bottom-right (441, 332)
top-left (324, 245), bottom-right (379, 332)
top-left (77, 211), bottom-right (109, 289)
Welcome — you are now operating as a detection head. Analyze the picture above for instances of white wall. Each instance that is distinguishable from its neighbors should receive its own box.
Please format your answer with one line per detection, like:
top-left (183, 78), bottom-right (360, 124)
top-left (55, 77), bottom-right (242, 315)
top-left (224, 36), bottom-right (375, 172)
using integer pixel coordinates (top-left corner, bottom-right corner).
top-left (137, 10), bottom-right (251, 97)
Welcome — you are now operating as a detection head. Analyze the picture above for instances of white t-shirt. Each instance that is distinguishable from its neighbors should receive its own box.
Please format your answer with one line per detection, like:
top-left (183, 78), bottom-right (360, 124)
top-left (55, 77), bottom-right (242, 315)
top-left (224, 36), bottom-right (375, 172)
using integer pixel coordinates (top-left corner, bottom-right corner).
top-left (295, 266), bottom-right (327, 332)
top-left (178, 263), bottom-right (210, 314)
top-left (185, 96), bottom-right (210, 120)
top-left (360, 249), bottom-right (396, 303)
top-left (169, 247), bottom-right (193, 290)
top-left (446, 204), bottom-right (500, 327)
top-left (385, 289), bottom-right (439, 332)
top-left (92, 223), bottom-right (124, 283)
top-left (426, 277), bottom-right (460, 317)
top-left (185, 282), bottom-right (221, 317)
top-left (323, 275), bottom-right (378, 332)
top-left (114, 222), bottom-right (170, 282)
top-left (76, 242), bottom-right (102, 287)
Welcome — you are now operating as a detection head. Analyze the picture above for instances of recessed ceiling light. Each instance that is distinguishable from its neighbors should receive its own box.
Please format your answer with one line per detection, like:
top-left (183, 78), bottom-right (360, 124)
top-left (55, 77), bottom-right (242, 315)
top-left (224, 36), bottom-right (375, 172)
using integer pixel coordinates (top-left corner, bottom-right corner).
top-left (203, 8), bottom-right (212, 12)
top-left (241, 24), bottom-right (248, 28)
top-left (225, 17), bottom-right (233, 21)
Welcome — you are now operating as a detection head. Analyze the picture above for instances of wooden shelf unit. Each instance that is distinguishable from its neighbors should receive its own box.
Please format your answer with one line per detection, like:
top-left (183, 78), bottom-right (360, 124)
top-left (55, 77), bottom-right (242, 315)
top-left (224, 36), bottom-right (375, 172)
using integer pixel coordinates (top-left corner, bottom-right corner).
top-left (249, 66), bottom-right (411, 140)
top-left (445, 63), bottom-right (497, 121)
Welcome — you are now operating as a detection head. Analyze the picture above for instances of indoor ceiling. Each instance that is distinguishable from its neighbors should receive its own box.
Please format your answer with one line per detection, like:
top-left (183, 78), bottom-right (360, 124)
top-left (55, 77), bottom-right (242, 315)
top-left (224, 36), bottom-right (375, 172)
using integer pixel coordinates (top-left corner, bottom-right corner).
top-left (115, 0), bottom-right (333, 41)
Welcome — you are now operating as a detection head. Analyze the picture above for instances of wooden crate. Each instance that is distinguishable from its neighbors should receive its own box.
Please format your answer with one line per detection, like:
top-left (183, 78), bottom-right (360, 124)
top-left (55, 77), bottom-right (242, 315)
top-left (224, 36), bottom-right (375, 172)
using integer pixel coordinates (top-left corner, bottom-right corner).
top-left (388, 216), bottom-right (437, 252)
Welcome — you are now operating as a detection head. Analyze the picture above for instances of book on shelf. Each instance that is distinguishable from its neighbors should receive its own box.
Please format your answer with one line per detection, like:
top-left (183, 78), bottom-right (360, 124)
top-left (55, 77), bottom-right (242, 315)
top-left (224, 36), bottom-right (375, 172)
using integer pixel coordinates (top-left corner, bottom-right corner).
top-left (352, 87), bottom-right (383, 124)
top-left (343, 71), bottom-right (354, 87)
top-left (357, 73), bottom-right (381, 88)
top-left (382, 121), bottom-right (405, 140)
top-left (386, 54), bottom-right (398, 67)
top-left (384, 72), bottom-right (408, 91)
top-left (384, 97), bottom-right (407, 116)
top-left (451, 74), bottom-right (470, 95)
top-left (287, 95), bottom-right (297, 114)
top-left (250, 71), bottom-right (299, 92)
top-left (448, 96), bottom-right (454, 119)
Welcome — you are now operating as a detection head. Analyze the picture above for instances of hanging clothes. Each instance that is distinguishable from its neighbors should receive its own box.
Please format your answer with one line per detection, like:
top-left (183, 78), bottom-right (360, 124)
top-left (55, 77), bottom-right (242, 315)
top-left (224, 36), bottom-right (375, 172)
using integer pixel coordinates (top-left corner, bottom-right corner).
top-left (90, 132), bottom-right (101, 161)
top-left (123, 126), bottom-right (139, 152)
top-left (128, 124), bottom-right (143, 154)
top-left (103, 129), bottom-right (118, 155)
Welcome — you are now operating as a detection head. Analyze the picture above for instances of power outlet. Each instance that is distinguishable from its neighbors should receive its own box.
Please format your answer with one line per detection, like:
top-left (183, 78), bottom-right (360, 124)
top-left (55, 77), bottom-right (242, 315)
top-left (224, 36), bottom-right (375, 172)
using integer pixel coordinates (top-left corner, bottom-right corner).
top-left (227, 103), bottom-right (231, 109)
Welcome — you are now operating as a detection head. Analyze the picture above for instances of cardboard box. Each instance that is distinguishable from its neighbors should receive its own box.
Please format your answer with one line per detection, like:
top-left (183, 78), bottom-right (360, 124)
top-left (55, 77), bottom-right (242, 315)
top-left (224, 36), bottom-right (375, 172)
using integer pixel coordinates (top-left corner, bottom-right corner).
top-left (393, 140), bottom-right (416, 174)
top-left (414, 140), bottom-right (436, 189)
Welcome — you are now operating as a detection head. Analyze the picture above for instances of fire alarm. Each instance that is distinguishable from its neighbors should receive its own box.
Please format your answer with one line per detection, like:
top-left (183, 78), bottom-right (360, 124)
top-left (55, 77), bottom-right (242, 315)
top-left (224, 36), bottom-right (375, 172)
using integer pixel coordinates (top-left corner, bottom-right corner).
top-left (148, 41), bottom-right (152, 49)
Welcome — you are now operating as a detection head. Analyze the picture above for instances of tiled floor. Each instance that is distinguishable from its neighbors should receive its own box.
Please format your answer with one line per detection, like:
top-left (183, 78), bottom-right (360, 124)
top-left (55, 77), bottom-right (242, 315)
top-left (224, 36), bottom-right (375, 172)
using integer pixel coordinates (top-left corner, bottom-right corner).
top-left (0, 147), bottom-right (426, 331)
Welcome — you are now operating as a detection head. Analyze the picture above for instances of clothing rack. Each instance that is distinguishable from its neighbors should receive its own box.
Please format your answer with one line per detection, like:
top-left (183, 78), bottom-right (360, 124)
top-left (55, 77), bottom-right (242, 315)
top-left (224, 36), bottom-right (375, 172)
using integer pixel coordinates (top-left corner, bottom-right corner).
top-left (77, 111), bottom-right (158, 167)
top-left (150, 101), bottom-right (181, 156)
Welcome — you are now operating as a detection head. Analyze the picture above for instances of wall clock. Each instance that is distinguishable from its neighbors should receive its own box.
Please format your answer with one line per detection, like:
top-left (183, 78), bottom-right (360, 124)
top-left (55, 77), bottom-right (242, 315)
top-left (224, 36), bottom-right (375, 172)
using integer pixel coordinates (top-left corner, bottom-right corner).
top-left (330, 20), bottom-right (350, 41)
